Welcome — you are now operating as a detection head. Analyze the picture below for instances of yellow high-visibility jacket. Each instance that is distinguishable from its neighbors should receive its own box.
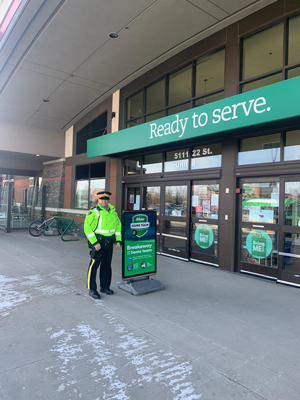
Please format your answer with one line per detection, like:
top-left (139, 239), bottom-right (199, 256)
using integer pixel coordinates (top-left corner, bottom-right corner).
top-left (84, 203), bottom-right (122, 246)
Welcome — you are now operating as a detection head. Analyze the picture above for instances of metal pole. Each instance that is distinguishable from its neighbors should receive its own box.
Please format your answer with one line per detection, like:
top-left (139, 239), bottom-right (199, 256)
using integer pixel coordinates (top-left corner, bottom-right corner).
top-left (41, 185), bottom-right (46, 219)
top-left (6, 183), bottom-right (12, 233)
top-left (24, 189), bottom-right (28, 209)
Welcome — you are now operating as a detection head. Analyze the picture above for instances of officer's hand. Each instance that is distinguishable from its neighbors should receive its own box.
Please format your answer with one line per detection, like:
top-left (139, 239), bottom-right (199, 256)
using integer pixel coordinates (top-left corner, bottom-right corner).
top-left (116, 242), bottom-right (121, 250)
top-left (94, 243), bottom-right (101, 251)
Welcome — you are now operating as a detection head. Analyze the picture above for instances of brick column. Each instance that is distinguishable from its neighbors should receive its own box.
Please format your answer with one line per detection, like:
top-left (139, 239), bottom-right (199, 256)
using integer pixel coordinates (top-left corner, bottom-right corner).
top-left (41, 158), bottom-right (65, 208)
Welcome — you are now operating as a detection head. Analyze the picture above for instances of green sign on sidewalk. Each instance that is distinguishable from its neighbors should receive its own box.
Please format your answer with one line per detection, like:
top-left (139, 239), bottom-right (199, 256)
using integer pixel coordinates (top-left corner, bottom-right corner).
top-left (122, 210), bottom-right (156, 279)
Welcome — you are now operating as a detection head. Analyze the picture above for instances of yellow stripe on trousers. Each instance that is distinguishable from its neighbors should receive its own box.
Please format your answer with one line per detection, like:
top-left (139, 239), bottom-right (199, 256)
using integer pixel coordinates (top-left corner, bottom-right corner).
top-left (87, 259), bottom-right (95, 290)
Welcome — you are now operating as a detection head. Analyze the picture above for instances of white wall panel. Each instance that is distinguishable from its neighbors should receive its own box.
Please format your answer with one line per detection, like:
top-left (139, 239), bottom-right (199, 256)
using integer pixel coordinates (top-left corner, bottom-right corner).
top-left (37, 81), bottom-right (105, 121)
top-left (188, 0), bottom-right (229, 19)
top-left (211, 0), bottom-right (259, 14)
top-left (74, 0), bottom-right (216, 86)
top-left (0, 68), bottom-right (62, 113)
top-left (25, 0), bottom-right (157, 73)
top-left (0, 121), bottom-right (64, 157)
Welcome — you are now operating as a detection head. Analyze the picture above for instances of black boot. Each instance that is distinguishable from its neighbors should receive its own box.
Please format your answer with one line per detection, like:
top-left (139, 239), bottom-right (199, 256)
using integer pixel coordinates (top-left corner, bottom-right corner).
top-left (89, 290), bottom-right (101, 299)
top-left (100, 288), bottom-right (114, 295)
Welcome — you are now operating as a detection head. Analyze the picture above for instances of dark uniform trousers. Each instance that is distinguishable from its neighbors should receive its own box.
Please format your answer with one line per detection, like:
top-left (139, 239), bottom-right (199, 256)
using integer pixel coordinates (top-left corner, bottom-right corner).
top-left (87, 237), bottom-right (114, 291)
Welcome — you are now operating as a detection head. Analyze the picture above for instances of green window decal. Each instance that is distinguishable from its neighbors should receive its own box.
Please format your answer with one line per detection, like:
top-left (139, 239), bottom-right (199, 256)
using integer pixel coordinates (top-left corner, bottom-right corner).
top-left (246, 230), bottom-right (272, 259)
top-left (195, 224), bottom-right (214, 249)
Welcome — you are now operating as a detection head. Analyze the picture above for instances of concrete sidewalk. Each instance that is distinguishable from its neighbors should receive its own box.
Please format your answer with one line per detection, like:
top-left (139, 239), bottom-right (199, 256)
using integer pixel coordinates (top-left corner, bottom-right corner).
top-left (0, 230), bottom-right (299, 400)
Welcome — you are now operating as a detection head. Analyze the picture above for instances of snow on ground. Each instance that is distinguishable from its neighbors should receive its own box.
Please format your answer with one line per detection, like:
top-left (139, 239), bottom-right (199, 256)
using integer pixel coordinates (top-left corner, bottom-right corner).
top-left (0, 272), bottom-right (75, 316)
top-left (47, 314), bottom-right (203, 400)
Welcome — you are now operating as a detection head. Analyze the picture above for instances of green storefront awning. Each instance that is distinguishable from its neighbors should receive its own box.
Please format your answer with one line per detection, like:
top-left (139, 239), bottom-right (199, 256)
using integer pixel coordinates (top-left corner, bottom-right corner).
top-left (242, 198), bottom-right (296, 207)
top-left (87, 76), bottom-right (300, 158)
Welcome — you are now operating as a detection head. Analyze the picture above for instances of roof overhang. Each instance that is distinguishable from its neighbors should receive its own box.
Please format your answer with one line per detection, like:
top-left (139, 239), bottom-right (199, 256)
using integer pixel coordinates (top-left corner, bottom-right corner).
top-left (0, 0), bottom-right (278, 131)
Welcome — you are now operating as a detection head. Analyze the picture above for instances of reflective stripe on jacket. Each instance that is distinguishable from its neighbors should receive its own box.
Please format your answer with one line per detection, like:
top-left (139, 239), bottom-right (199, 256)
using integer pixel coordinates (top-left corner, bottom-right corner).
top-left (84, 203), bottom-right (122, 246)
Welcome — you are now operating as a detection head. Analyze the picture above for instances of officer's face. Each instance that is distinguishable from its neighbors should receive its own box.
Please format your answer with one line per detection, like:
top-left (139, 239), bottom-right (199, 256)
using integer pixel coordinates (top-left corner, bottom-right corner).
top-left (99, 198), bottom-right (109, 207)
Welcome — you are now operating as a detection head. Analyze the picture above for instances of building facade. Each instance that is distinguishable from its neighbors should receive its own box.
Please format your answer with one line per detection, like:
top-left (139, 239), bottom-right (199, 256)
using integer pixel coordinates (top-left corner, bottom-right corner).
top-left (2, 0), bottom-right (300, 287)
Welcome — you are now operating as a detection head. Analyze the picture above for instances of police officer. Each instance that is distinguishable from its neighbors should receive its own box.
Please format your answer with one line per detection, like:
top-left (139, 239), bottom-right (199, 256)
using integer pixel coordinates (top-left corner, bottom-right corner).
top-left (84, 190), bottom-right (121, 299)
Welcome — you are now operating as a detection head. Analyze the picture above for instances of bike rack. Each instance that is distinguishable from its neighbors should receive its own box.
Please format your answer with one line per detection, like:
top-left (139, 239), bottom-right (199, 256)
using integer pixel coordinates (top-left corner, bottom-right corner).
top-left (43, 217), bottom-right (80, 242)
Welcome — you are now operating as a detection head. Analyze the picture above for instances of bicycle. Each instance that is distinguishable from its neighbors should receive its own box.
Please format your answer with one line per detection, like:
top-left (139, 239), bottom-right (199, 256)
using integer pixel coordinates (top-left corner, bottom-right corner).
top-left (28, 216), bottom-right (63, 237)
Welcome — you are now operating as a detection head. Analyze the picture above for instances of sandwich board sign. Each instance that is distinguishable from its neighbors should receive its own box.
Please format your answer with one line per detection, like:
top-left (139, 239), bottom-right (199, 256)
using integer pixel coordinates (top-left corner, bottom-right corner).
top-left (117, 210), bottom-right (163, 295)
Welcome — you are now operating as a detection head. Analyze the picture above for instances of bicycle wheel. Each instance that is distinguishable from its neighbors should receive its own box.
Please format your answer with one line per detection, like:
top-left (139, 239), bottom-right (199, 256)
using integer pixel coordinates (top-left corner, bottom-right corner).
top-left (29, 220), bottom-right (45, 237)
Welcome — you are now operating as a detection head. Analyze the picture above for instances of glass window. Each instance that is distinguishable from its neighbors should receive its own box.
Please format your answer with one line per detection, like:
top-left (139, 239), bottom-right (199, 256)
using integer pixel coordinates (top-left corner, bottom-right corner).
top-left (123, 157), bottom-right (142, 176)
top-left (242, 23), bottom-right (284, 81)
top-left (125, 187), bottom-right (140, 211)
top-left (76, 164), bottom-right (89, 180)
top-left (91, 112), bottom-right (107, 138)
top-left (195, 49), bottom-right (225, 97)
top-left (241, 73), bottom-right (282, 93)
top-left (284, 130), bottom-right (300, 161)
top-left (168, 64), bottom-right (192, 107)
top-left (241, 228), bottom-right (278, 268)
top-left (75, 180), bottom-right (89, 209)
top-left (194, 91), bottom-right (224, 107)
top-left (167, 102), bottom-right (190, 116)
top-left (143, 186), bottom-right (160, 216)
top-left (90, 162), bottom-right (105, 178)
top-left (145, 111), bottom-right (165, 123)
top-left (156, 234), bottom-right (161, 253)
top-left (283, 233), bottom-right (300, 273)
top-left (191, 184), bottom-right (219, 219)
top-left (164, 220), bottom-right (186, 237)
top-left (126, 91), bottom-right (143, 120)
top-left (242, 182), bottom-right (279, 224)
top-left (165, 185), bottom-right (187, 217)
top-left (126, 119), bottom-right (142, 128)
top-left (146, 79), bottom-right (165, 114)
top-left (90, 179), bottom-right (105, 206)
top-left (76, 112), bottom-right (107, 154)
top-left (76, 126), bottom-right (90, 155)
top-left (165, 149), bottom-right (189, 172)
top-left (288, 15), bottom-right (300, 66)
top-left (143, 153), bottom-right (163, 174)
top-left (238, 134), bottom-right (281, 165)
top-left (191, 143), bottom-right (222, 170)
top-left (191, 223), bottom-right (218, 257)
top-left (75, 163), bottom-right (106, 209)
top-left (285, 182), bottom-right (300, 226)
top-left (163, 235), bottom-right (186, 252)
top-left (287, 66), bottom-right (300, 79)
top-left (91, 112), bottom-right (107, 132)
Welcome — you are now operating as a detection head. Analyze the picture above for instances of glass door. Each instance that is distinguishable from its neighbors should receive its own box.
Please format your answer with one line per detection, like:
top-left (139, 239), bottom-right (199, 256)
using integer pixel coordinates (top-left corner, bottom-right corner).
top-left (190, 181), bottom-right (219, 266)
top-left (142, 185), bottom-right (162, 253)
top-left (161, 182), bottom-right (189, 260)
top-left (278, 177), bottom-right (300, 286)
top-left (125, 185), bottom-right (141, 211)
top-left (238, 178), bottom-right (279, 279)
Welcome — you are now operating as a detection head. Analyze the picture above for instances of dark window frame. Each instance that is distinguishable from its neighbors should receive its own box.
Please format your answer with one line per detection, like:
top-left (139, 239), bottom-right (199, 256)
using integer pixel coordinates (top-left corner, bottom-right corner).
top-left (122, 140), bottom-right (223, 176)
top-left (76, 111), bottom-right (108, 155)
top-left (239, 13), bottom-right (300, 93)
top-left (124, 48), bottom-right (226, 128)
top-left (75, 162), bottom-right (106, 209)
top-left (236, 128), bottom-right (300, 167)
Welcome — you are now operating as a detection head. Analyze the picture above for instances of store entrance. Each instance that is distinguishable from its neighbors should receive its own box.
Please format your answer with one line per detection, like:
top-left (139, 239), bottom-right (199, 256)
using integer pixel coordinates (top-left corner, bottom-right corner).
top-left (124, 179), bottom-right (220, 264)
top-left (237, 176), bottom-right (300, 286)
